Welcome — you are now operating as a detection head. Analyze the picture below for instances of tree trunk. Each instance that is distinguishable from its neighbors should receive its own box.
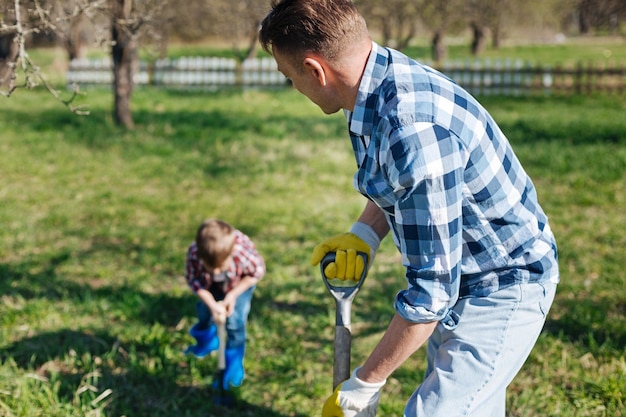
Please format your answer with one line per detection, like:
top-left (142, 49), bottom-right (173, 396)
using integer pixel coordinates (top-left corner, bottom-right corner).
top-left (491, 24), bottom-right (501, 49)
top-left (0, 32), bottom-right (18, 90)
top-left (66, 17), bottom-right (88, 61)
top-left (396, 21), bottom-right (416, 52)
top-left (111, 0), bottom-right (135, 128)
top-left (578, 3), bottom-right (592, 34)
top-left (381, 21), bottom-right (392, 48)
top-left (244, 22), bottom-right (260, 61)
top-left (470, 22), bottom-right (487, 55)
top-left (431, 31), bottom-right (447, 63)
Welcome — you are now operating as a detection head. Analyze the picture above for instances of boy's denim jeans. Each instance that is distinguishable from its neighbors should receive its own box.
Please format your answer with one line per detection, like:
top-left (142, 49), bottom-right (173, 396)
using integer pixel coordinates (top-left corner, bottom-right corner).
top-left (404, 280), bottom-right (557, 417)
top-left (195, 285), bottom-right (255, 349)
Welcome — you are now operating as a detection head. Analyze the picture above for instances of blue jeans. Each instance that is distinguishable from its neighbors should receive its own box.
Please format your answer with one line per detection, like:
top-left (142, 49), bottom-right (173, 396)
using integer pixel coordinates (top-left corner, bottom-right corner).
top-left (404, 281), bottom-right (557, 417)
top-left (195, 285), bottom-right (255, 349)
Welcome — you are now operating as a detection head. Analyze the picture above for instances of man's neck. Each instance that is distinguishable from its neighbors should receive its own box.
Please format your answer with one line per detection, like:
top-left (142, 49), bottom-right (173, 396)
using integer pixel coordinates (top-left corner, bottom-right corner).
top-left (332, 38), bottom-right (373, 111)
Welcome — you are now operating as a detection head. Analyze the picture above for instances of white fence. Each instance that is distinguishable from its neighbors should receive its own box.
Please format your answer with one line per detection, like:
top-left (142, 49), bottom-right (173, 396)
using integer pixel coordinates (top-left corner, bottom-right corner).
top-left (435, 58), bottom-right (626, 95)
top-left (67, 57), bottom-right (288, 88)
top-left (67, 57), bottom-right (626, 95)
top-left (66, 58), bottom-right (151, 85)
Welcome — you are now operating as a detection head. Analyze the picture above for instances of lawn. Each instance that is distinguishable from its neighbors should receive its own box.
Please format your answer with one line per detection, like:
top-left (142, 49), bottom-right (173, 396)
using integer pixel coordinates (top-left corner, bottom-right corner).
top-left (0, 73), bottom-right (625, 415)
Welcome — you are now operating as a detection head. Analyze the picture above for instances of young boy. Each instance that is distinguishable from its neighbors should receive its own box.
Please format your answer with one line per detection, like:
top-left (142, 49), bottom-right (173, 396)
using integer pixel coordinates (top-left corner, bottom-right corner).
top-left (184, 218), bottom-right (265, 389)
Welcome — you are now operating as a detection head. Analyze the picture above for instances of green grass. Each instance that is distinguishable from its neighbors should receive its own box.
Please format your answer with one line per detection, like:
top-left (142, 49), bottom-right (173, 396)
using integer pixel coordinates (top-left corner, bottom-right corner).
top-left (1, 82), bottom-right (625, 416)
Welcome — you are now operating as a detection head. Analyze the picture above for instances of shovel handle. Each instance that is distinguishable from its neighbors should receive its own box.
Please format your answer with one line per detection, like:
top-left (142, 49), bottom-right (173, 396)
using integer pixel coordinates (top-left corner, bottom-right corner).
top-left (320, 251), bottom-right (368, 390)
top-left (320, 252), bottom-right (369, 290)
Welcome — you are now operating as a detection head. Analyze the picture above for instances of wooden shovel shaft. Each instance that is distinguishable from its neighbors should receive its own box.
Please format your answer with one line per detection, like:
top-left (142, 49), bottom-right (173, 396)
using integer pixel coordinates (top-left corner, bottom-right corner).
top-left (217, 321), bottom-right (227, 370)
top-left (214, 307), bottom-right (227, 404)
top-left (333, 322), bottom-right (352, 390)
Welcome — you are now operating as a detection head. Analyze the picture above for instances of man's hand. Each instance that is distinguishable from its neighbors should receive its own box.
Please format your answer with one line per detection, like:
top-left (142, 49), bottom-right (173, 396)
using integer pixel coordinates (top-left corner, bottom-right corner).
top-left (321, 368), bottom-right (385, 417)
top-left (311, 233), bottom-right (370, 281)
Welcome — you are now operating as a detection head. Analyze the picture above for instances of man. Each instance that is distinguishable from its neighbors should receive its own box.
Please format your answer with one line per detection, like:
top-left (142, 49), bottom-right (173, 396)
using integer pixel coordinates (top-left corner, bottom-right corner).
top-left (260, 1), bottom-right (559, 416)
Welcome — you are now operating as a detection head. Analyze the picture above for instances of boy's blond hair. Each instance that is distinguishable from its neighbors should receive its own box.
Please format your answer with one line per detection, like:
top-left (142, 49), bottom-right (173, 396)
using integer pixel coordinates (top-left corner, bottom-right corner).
top-left (195, 219), bottom-right (236, 269)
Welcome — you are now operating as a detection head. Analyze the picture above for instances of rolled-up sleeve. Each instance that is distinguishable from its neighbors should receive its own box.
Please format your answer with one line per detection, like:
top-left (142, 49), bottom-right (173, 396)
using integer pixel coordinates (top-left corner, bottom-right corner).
top-left (385, 122), bottom-right (465, 323)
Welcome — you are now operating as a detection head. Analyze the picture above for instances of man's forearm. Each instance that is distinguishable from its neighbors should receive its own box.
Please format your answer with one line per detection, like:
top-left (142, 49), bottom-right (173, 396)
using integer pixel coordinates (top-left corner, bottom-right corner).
top-left (357, 200), bottom-right (390, 241)
top-left (357, 313), bottom-right (438, 383)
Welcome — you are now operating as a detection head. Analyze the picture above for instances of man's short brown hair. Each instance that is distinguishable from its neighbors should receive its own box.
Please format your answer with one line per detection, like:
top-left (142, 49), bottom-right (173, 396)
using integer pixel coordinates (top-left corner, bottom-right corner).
top-left (259, 0), bottom-right (368, 61)
top-left (195, 219), bottom-right (236, 269)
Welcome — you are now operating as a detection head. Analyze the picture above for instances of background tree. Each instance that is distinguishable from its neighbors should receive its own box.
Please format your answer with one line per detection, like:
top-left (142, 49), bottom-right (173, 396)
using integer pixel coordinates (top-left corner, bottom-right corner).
top-left (216, 0), bottom-right (268, 61)
top-left (355, 0), bottom-right (623, 58)
top-left (466, 0), bottom-right (514, 54)
top-left (417, 0), bottom-right (466, 62)
top-left (0, 0), bottom-right (166, 126)
top-left (110, 0), bottom-right (135, 128)
top-left (575, 0), bottom-right (625, 34)
top-left (41, 0), bottom-right (105, 61)
top-left (0, 0), bottom-right (106, 113)
top-left (356, 0), bottom-right (467, 60)
top-left (106, 0), bottom-right (167, 128)
top-left (164, 0), bottom-right (268, 61)
top-left (0, 1), bottom-right (19, 89)
top-left (0, 0), bottom-right (71, 100)
top-left (356, 0), bottom-right (421, 51)
top-left (0, 30), bottom-right (18, 88)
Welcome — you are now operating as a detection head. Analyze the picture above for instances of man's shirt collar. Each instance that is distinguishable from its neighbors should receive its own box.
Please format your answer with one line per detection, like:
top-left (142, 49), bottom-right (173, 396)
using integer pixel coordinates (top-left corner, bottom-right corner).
top-left (346, 41), bottom-right (388, 138)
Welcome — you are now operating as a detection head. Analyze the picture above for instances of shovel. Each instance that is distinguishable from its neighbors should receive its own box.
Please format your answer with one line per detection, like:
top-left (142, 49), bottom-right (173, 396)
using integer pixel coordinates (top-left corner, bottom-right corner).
top-left (320, 251), bottom-right (369, 390)
top-left (213, 307), bottom-right (231, 406)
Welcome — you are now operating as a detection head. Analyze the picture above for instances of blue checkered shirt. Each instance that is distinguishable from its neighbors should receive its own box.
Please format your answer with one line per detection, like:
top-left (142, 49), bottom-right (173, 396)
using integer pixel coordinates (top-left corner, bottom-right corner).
top-left (346, 43), bottom-right (559, 323)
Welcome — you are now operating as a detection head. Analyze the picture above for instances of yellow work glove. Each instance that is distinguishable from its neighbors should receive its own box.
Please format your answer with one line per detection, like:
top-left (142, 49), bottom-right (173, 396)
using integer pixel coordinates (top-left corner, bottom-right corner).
top-left (311, 233), bottom-right (370, 281)
top-left (321, 368), bottom-right (386, 417)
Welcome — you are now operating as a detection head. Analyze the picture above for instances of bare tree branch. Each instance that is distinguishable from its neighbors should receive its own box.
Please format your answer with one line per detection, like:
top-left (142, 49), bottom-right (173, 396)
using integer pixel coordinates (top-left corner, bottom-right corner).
top-left (0, 0), bottom-right (103, 114)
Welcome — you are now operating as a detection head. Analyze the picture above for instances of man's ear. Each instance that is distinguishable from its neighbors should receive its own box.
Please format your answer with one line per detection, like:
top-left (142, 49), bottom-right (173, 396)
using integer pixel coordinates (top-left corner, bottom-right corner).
top-left (303, 57), bottom-right (327, 86)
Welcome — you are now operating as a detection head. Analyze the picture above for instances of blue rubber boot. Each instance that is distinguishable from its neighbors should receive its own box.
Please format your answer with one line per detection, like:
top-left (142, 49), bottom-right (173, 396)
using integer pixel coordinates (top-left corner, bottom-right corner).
top-left (184, 323), bottom-right (219, 358)
top-left (223, 345), bottom-right (245, 388)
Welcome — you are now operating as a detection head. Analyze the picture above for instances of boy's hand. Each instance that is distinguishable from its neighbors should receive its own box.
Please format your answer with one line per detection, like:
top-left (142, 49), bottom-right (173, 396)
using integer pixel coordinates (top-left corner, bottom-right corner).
top-left (222, 294), bottom-right (237, 317)
top-left (321, 368), bottom-right (385, 417)
top-left (212, 302), bottom-right (227, 323)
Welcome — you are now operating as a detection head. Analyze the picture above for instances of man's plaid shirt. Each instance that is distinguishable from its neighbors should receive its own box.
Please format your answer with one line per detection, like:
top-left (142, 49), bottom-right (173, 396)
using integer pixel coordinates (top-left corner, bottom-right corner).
top-left (345, 42), bottom-right (559, 323)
